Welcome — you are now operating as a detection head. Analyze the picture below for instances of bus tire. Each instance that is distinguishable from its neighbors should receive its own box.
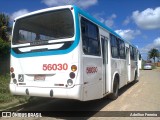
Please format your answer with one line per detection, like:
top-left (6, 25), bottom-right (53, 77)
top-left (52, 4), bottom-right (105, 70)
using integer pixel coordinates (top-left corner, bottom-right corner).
top-left (109, 77), bottom-right (119, 100)
top-left (134, 70), bottom-right (137, 82)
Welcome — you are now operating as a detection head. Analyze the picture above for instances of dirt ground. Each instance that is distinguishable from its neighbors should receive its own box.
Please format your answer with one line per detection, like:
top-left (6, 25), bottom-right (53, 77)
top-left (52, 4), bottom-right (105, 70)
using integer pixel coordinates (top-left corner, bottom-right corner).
top-left (101, 69), bottom-right (160, 111)
top-left (89, 69), bottom-right (160, 120)
top-left (1, 69), bottom-right (160, 120)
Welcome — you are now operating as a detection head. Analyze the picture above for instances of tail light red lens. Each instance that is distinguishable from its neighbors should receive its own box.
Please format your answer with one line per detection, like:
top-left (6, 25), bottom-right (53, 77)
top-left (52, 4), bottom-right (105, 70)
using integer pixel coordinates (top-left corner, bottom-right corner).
top-left (69, 72), bottom-right (75, 79)
top-left (10, 67), bottom-right (14, 73)
top-left (11, 73), bottom-right (15, 78)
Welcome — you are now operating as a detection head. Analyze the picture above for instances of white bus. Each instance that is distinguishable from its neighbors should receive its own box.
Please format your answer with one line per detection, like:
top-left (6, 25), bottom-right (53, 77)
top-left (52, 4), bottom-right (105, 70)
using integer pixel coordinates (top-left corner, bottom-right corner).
top-left (10, 5), bottom-right (139, 101)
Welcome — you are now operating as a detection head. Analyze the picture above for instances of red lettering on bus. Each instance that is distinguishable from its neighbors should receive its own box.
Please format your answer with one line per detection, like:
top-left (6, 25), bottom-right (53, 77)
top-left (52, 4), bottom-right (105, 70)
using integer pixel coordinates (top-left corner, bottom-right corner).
top-left (86, 67), bottom-right (98, 74)
top-left (43, 63), bottom-right (68, 71)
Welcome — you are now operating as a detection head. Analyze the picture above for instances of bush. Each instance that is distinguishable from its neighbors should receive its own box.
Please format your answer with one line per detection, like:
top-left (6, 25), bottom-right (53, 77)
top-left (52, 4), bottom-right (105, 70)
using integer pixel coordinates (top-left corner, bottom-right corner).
top-left (0, 74), bottom-right (12, 103)
top-left (0, 74), bottom-right (29, 104)
top-left (0, 38), bottom-right (10, 75)
top-left (0, 37), bottom-right (10, 58)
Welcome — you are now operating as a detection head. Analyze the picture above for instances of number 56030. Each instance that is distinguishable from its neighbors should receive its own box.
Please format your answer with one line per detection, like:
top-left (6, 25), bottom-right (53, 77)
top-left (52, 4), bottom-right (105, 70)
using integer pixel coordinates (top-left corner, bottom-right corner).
top-left (43, 63), bottom-right (68, 71)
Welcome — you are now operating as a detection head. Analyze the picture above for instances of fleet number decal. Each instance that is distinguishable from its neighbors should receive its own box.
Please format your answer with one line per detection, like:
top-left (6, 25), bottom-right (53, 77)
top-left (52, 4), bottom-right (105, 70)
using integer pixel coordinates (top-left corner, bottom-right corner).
top-left (43, 63), bottom-right (68, 71)
top-left (86, 67), bottom-right (98, 74)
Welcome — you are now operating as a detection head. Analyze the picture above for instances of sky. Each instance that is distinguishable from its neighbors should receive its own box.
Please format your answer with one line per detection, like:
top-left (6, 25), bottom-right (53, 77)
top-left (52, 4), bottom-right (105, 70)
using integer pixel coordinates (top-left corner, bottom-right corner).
top-left (0, 0), bottom-right (160, 60)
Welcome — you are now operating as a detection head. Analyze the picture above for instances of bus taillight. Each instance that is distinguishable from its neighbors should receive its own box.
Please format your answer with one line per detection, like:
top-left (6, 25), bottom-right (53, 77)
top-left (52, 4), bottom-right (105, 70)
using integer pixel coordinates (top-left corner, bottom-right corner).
top-left (71, 65), bottom-right (77, 72)
top-left (69, 72), bottom-right (75, 79)
top-left (11, 73), bottom-right (15, 78)
top-left (10, 67), bottom-right (14, 73)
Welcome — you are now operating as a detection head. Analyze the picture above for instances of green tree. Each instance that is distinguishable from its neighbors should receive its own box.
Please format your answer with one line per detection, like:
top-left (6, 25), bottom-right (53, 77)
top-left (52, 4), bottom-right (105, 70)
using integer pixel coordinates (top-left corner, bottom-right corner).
top-left (0, 13), bottom-right (11, 57)
top-left (148, 48), bottom-right (159, 63)
top-left (0, 13), bottom-right (11, 41)
top-left (0, 13), bottom-right (11, 74)
top-left (0, 37), bottom-right (10, 58)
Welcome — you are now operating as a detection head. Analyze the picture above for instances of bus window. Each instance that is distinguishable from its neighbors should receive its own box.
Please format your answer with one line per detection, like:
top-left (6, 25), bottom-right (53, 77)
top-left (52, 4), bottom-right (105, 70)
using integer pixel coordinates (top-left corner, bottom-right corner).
top-left (110, 35), bottom-right (119, 58)
top-left (130, 46), bottom-right (134, 60)
top-left (81, 17), bottom-right (100, 56)
top-left (119, 39), bottom-right (125, 59)
top-left (134, 48), bottom-right (137, 61)
top-left (130, 46), bottom-right (137, 61)
top-left (13, 9), bottom-right (74, 45)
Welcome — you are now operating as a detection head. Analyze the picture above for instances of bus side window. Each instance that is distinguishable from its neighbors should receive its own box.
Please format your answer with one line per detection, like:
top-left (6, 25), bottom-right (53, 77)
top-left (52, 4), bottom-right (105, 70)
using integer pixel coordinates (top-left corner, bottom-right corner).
top-left (130, 46), bottom-right (133, 60)
top-left (130, 46), bottom-right (137, 61)
top-left (81, 18), bottom-right (88, 53)
top-left (134, 48), bottom-right (137, 61)
top-left (119, 39), bottom-right (125, 59)
top-left (110, 34), bottom-right (119, 58)
top-left (81, 17), bottom-right (100, 56)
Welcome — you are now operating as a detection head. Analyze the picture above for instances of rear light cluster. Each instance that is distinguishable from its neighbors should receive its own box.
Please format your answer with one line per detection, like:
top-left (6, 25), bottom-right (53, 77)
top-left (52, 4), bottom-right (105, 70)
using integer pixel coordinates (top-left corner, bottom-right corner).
top-left (10, 67), bottom-right (17, 84)
top-left (67, 65), bottom-right (77, 86)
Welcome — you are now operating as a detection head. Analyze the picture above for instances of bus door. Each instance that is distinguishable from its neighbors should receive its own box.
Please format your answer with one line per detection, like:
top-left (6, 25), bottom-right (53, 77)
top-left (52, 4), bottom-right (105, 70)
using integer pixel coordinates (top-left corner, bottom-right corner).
top-left (101, 35), bottom-right (108, 95)
top-left (126, 47), bottom-right (131, 82)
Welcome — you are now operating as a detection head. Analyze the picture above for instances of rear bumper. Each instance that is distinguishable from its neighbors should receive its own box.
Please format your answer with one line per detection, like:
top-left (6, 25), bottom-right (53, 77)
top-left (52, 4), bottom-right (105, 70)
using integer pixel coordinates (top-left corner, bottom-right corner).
top-left (143, 66), bottom-right (152, 70)
top-left (10, 84), bottom-right (82, 101)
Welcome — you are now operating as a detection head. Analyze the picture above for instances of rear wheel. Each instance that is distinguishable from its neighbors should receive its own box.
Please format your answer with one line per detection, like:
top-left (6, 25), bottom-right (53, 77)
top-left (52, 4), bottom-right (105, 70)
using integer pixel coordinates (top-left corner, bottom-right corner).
top-left (109, 77), bottom-right (119, 100)
top-left (134, 70), bottom-right (137, 82)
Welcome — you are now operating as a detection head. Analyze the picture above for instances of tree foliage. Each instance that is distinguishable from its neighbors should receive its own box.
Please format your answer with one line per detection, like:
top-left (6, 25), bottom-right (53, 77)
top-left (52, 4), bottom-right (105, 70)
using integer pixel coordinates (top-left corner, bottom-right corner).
top-left (148, 48), bottom-right (159, 63)
top-left (0, 13), bottom-right (11, 75)
top-left (0, 37), bottom-right (10, 58)
top-left (0, 13), bottom-right (11, 41)
top-left (0, 13), bottom-right (11, 58)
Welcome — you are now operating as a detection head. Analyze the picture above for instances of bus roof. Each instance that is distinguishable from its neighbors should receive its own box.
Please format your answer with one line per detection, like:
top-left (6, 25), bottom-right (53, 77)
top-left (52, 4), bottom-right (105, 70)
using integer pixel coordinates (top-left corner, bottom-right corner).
top-left (14, 5), bottom-right (74, 21)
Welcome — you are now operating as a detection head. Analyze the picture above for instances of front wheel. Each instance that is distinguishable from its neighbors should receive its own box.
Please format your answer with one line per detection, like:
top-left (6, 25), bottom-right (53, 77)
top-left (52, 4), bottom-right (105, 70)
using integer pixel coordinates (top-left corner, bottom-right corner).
top-left (108, 77), bottom-right (119, 100)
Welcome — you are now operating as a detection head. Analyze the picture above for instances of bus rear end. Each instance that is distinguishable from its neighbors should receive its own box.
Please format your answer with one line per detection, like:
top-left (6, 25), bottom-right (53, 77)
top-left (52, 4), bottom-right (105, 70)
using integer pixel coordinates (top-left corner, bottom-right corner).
top-left (10, 6), bottom-right (82, 100)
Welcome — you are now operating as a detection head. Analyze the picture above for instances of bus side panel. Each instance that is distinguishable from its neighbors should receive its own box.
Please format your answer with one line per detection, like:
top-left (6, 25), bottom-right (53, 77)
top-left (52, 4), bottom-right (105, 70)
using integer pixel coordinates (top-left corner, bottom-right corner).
top-left (82, 56), bottom-right (103, 101)
top-left (111, 59), bottom-right (120, 87)
top-left (119, 59), bottom-right (128, 87)
top-left (111, 59), bottom-right (128, 89)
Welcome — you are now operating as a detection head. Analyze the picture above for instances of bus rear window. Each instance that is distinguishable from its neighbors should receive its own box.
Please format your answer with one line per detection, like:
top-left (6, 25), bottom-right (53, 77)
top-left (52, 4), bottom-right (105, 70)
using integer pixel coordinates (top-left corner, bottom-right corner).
top-left (13, 9), bottom-right (74, 45)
